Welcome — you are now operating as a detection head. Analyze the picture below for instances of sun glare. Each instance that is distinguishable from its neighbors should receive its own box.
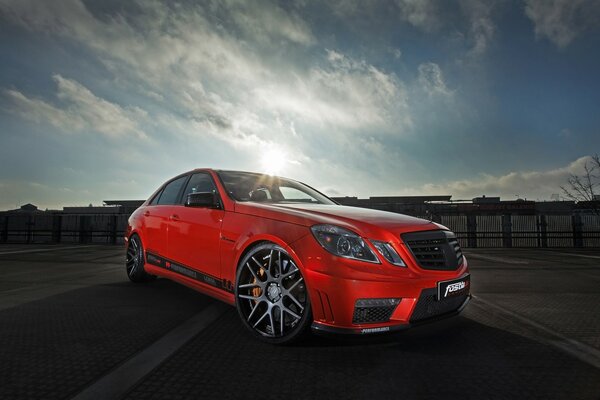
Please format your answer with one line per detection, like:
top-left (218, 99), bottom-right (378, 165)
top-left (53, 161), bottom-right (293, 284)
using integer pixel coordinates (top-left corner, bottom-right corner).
top-left (261, 148), bottom-right (286, 176)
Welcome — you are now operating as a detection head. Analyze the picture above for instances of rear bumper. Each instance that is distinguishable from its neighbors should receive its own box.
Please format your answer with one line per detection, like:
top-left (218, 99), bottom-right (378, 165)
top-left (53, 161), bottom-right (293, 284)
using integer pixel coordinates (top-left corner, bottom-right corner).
top-left (311, 294), bottom-right (471, 335)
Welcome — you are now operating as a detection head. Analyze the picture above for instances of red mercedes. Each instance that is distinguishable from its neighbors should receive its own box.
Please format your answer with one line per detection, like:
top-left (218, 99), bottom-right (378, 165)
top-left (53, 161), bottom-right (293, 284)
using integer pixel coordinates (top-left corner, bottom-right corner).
top-left (126, 169), bottom-right (470, 343)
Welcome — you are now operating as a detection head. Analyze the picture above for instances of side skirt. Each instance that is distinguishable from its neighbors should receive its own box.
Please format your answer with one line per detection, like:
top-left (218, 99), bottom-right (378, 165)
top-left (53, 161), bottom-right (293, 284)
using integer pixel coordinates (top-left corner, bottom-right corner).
top-left (145, 252), bottom-right (234, 294)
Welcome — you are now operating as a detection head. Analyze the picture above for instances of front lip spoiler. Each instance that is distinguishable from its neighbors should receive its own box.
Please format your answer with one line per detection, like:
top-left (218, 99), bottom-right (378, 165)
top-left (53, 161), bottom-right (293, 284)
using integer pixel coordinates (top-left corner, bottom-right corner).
top-left (311, 294), bottom-right (472, 335)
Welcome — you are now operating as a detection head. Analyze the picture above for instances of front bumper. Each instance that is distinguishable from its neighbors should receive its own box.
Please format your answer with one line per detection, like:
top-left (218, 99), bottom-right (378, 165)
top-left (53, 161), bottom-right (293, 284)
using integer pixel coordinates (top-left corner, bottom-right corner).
top-left (311, 294), bottom-right (471, 335)
top-left (290, 233), bottom-right (471, 335)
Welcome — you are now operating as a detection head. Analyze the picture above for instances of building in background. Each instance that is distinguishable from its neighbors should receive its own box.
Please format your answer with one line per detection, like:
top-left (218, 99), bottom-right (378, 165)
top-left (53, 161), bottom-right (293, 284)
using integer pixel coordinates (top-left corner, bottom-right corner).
top-left (1, 196), bottom-right (599, 247)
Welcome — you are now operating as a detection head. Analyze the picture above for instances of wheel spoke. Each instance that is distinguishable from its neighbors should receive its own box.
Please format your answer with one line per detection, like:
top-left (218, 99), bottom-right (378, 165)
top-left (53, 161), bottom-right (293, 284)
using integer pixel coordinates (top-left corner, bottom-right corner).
top-left (252, 309), bottom-right (269, 328)
top-left (245, 261), bottom-right (260, 282)
top-left (268, 308), bottom-right (275, 336)
top-left (238, 294), bottom-right (259, 301)
top-left (287, 276), bottom-right (303, 292)
top-left (278, 251), bottom-right (282, 276)
top-left (280, 306), bottom-right (284, 335)
top-left (268, 249), bottom-right (274, 268)
top-left (251, 256), bottom-right (264, 271)
top-left (283, 306), bottom-right (301, 321)
top-left (128, 240), bottom-right (138, 275)
top-left (247, 300), bottom-right (263, 321)
top-left (266, 249), bottom-right (274, 277)
top-left (286, 293), bottom-right (305, 311)
top-left (281, 262), bottom-right (299, 278)
top-left (239, 282), bottom-right (260, 289)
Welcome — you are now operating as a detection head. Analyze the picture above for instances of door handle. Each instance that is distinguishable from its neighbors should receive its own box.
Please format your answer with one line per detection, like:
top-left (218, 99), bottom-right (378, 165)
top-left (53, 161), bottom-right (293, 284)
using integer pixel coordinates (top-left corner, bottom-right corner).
top-left (169, 214), bottom-right (180, 221)
top-left (144, 211), bottom-right (150, 216)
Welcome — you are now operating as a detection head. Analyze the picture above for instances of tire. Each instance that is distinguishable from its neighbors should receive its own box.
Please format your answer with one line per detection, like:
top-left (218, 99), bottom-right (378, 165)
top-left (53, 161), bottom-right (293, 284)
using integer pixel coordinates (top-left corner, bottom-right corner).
top-left (235, 243), bottom-right (311, 344)
top-left (126, 234), bottom-right (154, 283)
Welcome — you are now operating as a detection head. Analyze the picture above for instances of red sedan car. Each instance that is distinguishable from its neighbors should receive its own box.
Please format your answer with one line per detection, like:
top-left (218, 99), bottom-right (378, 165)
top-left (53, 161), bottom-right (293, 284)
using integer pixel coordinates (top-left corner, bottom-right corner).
top-left (126, 169), bottom-right (470, 344)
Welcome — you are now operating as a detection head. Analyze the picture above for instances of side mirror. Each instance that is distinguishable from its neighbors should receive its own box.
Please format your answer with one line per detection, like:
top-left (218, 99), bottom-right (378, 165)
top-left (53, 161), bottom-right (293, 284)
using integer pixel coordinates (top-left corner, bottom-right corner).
top-left (185, 192), bottom-right (220, 208)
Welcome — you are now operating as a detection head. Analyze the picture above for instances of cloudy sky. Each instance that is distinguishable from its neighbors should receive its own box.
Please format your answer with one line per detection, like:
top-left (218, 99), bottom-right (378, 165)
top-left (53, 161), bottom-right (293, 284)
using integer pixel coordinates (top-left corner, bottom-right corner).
top-left (1, 0), bottom-right (599, 210)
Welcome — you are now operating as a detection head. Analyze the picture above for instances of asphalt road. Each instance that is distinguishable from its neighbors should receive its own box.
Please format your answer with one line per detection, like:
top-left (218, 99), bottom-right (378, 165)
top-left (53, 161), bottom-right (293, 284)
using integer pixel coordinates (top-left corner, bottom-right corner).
top-left (1, 245), bottom-right (599, 400)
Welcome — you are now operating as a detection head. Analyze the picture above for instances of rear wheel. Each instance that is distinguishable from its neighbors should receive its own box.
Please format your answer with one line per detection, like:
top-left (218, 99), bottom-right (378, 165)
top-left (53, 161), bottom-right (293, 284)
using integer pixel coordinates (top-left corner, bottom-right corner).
top-left (235, 243), bottom-right (311, 344)
top-left (126, 234), bottom-right (154, 282)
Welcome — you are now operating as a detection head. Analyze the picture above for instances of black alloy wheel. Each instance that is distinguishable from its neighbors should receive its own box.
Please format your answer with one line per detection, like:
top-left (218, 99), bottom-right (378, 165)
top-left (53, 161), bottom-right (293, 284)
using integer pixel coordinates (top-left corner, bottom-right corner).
top-left (126, 234), bottom-right (154, 282)
top-left (235, 243), bottom-right (311, 344)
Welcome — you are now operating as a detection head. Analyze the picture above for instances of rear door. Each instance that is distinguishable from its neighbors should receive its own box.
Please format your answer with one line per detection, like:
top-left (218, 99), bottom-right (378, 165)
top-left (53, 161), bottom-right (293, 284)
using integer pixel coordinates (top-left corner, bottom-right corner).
top-left (144, 175), bottom-right (189, 259)
top-left (167, 172), bottom-right (224, 280)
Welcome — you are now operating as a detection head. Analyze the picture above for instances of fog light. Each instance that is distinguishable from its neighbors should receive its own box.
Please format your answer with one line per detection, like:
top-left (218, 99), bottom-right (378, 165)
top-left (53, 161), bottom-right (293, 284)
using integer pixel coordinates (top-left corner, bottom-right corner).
top-left (352, 298), bottom-right (402, 324)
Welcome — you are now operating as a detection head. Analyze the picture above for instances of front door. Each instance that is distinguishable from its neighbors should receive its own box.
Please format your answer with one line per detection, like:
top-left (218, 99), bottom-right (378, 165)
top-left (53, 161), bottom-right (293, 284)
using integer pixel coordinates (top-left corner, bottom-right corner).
top-left (167, 172), bottom-right (224, 281)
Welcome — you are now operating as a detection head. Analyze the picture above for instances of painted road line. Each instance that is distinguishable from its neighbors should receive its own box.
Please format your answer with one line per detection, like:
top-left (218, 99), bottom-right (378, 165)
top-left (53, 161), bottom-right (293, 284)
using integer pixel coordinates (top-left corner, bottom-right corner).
top-left (472, 296), bottom-right (600, 370)
top-left (71, 302), bottom-right (230, 400)
top-left (465, 253), bottom-right (529, 264)
top-left (0, 245), bottom-right (99, 255)
top-left (548, 252), bottom-right (600, 260)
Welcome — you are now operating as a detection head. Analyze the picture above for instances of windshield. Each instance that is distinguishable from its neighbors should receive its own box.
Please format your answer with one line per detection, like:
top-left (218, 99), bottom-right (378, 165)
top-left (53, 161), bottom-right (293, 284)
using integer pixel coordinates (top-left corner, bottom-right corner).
top-left (217, 171), bottom-right (335, 205)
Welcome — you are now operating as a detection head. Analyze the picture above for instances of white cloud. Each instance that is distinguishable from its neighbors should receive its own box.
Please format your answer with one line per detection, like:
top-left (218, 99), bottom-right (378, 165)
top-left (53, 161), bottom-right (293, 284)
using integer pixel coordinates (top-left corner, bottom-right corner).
top-left (460, 0), bottom-right (497, 56)
top-left (418, 156), bottom-right (594, 200)
top-left (418, 62), bottom-right (452, 97)
top-left (253, 50), bottom-right (411, 131)
top-left (395, 0), bottom-right (441, 32)
top-left (525, 0), bottom-right (600, 48)
top-left (5, 75), bottom-right (147, 139)
top-left (1, 1), bottom-right (411, 138)
top-left (225, 0), bottom-right (315, 46)
top-left (388, 47), bottom-right (402, 59)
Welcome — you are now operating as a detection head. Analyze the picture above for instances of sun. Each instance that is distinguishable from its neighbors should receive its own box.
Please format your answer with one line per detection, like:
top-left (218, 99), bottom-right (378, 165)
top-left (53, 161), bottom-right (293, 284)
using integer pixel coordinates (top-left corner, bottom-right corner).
top-left (261, 147), bottom-right (286, 176)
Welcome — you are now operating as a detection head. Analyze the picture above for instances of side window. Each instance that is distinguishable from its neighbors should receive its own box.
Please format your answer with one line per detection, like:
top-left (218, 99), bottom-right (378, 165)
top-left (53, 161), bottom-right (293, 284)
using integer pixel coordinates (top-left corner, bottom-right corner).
top-left (149, 189), bottom-right (163, 206)
top-left (181, 173), bottom-right (217, 203)
top-left (156, 176), bottom-right (188, 205)
top-left (279, 186), bottom-right (316, 202)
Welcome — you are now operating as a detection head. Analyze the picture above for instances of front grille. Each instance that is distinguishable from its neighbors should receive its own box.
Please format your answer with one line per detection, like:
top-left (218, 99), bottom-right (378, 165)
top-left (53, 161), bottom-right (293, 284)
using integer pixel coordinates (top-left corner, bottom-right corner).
top-left (352, 299), bottom-right (400, 324)
top-left (409, 288), bottom-right (468, 323)
top-left (402, 230), bottom-right (463, 270)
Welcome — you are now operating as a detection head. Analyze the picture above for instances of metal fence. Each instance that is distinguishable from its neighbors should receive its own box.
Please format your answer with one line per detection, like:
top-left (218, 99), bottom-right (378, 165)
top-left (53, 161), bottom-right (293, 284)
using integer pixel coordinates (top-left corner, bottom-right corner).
top-left (0, 214), bottom-right (129, 245)
top-left (439, 214), bottom-right (600, 248)
top-left (1, 213), bottom-right (600, 247)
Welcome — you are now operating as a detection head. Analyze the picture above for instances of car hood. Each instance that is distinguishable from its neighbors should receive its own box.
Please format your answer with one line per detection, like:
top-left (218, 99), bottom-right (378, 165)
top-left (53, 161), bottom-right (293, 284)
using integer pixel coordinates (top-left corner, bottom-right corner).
top-left (233, 202), bottom-right (440, 235)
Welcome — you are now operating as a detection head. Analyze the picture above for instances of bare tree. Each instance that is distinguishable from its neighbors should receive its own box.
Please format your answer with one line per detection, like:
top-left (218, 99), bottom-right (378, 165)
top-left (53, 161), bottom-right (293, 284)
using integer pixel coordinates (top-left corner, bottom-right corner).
top-left (560, 154), bottom-right (600, 215)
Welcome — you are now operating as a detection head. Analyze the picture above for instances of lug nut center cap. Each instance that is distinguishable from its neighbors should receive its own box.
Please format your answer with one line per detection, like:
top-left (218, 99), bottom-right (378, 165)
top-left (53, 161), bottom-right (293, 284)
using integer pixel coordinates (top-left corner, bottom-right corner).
top-left (266, 283), bottom-right (282, 302)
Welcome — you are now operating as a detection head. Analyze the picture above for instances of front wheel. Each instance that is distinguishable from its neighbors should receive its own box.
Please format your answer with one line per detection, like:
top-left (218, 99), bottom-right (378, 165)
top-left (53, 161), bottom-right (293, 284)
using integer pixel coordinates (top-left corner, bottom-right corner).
top-left (235, 243), bottom-right (311, 344)
top-left (126, 234), bottom-right (154, 283)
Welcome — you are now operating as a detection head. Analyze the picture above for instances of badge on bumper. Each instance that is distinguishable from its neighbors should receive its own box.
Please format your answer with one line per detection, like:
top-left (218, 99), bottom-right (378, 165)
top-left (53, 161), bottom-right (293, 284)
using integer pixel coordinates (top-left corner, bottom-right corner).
top-left (437, 274), bottom-right (470, 301)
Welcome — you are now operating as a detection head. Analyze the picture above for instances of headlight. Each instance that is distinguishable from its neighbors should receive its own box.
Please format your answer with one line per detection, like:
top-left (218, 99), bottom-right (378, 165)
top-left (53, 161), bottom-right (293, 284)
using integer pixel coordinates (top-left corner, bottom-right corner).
top-left (370, 240), bottom-right (406, 267)
top-left (311, 224), bottom-right (379, 263)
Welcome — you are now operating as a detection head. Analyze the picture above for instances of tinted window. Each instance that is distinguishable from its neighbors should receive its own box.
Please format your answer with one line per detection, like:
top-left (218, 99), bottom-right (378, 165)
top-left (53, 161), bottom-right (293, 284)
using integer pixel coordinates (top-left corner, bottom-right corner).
top-left (149, 189), bottom-right (163, 205)
top-left (157, 176), bottom-right (188, 205)
top-left (181, 173), bottom-right (217, 203)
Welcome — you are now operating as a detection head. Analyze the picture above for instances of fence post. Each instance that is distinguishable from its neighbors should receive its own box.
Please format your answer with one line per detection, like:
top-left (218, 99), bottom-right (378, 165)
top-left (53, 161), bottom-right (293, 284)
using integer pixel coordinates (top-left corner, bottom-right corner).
top-left (52, 215), bottom-right (62, 243)
top-left (502, 214), bottom-right (512, 248)
top-left (572, 214), bottom-right (583, 248)
top-left (467, 215), bottom-right (477, 248)
top-left (79, 216), bottom-right (90, 244)
top-left (27, 214), bottom-right (33, 244)
top-left (110, 215), bottom-right (117, 245)
top-left (538, 214), bottom-right (548, 248)
top-left (1, 216), bottom-right (7, 243)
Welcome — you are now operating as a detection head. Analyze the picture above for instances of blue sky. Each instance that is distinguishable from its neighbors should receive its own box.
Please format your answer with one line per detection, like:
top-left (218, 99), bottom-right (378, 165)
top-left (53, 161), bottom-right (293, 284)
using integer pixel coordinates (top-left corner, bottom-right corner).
top-left (1, 0), bottom-right (599, 209)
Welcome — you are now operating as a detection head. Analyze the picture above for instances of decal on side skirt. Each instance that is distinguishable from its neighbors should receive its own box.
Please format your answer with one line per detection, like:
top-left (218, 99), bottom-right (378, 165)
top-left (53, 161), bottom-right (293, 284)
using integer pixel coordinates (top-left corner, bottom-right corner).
top-left (146, 252), bottom-right (234, 293)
